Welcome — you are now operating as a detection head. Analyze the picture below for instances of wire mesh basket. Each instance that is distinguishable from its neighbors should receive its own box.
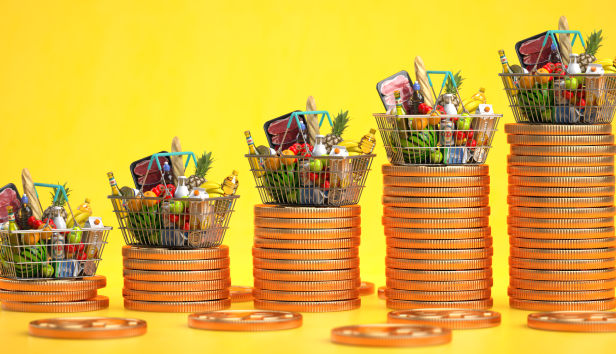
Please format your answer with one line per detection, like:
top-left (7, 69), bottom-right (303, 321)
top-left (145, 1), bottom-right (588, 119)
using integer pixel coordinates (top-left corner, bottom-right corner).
top-left (0, 183), bottom-right (109, 280)
top-left (500, 30), bottom-right (616, 124)
top-left (109, 152), bottom-right (239, 249)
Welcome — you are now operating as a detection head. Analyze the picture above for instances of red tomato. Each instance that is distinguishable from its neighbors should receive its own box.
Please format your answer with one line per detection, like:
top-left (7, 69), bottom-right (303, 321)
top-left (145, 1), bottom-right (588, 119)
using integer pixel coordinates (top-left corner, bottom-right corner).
top-left (321, 180), bottom-right (331, 189)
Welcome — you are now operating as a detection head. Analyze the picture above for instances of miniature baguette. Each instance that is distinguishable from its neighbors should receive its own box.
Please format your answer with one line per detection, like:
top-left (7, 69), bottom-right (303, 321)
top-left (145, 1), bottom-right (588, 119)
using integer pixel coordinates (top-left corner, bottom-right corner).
top-left (21, 168), bottom-right (42, 220)
top-left (306, 96), bottom-right (320, 146)
top-left (558, 16), bottom-right (571, 66)
top-left (414, 56), bottom-right (434, 107)
top-left (171, 137), bottom-right (185, 185)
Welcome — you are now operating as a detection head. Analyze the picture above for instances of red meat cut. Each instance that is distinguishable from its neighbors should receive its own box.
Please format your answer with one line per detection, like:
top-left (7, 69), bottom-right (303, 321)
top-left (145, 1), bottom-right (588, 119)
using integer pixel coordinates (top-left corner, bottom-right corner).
top-left (380, 74), bottom-right (412, 112)
top-left (274, 141), bottom-right (297, 152)
top-left (268, 117), bottom-right (300, 135)
top-left (523, 50), bottom-right (552, 66)
top-left (0, 188), bottom-right (20, 223)
top-left (134, 156), bottom-right (168, 176)
top-left (519, 35), bottom-right (553, 55)
top-left (271, 129), bottom-right (299, 145)
top-left (138, 171), bottom-right (163, 186)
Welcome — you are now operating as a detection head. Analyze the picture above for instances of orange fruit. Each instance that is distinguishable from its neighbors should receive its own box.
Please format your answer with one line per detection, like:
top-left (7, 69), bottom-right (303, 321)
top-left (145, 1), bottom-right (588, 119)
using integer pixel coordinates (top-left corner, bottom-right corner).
top-left (410, 117), bottom-right (428, 130)
top-left (128, 195), bottom-right (143, 211)
top-left (519, 75), bottom-right (535, 89)
top-left (427, 112), bottom-right (441, 126)
top-left (535, 69), bottom-right (551, 85)
top-left (22, 232), bottom-right (40, 246)
top-left (280, 150), bottom-right (297, 166)
top-left (143, 191), bottom-right (159, 207)
top-left (264, 157), bottom-right (281, 171)
top-left (38, 225), bottom-right (53, 241)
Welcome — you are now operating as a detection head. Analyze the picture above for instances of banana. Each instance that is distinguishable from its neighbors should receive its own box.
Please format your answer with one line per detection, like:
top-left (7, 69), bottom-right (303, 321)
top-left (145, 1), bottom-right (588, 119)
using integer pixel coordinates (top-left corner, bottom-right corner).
top-left (200, 181), bottom-right (221, 189)
top-left (346, 146), bottom-right (362, 153)
top-left (595, 59), bottom-right (614, 65)
top-left (348, 152), bottom-right (361, 156)
top-left (461, 100), bottom-right (481, 114)
top-left (460, 98), bottom-right (474, 107)
top-left (207, 193), bottom-right (223, 198)
top-left (338, 140), bottom-right (359, 148)
top-left (603, 66), bottom-right (616, 71)
top-left (67, 210), bottom-right (90, 228)
top-left (205, 188), bottom-right (225, 195)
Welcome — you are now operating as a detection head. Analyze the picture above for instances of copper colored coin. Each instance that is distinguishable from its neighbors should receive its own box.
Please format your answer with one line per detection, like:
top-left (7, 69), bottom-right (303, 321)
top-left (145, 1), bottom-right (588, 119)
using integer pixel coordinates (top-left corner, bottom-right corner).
top-left (507, 216), bottom-right (614, 229)
top-left (509, 268), bottom-right (616, 281)
top-left (359, 282), bottom-right (375, 296)
top-left (508, 287), bottom-right (614, 301)
top-left (527, 311), bottom-right (616, 332)
top-left (253, 237), bottom-right (360, 250)
top-left (507, 196), bottom-right (614, 208)
top-left (507, 155), bottom-right (615, 167)
top-left (378, 286), bottom-right (387, 299)
top-left (253, 258), bottom-right (359, 271)
top-left (507, 165), bottom-right (614, 177)
top-left (508, 226), bottom-right (615, 239)
top-left (386, 257), bottom-right (492, 271)
top-left (504, 123), bottom-right (612, 135)
top-left (507, 134), bottom-right (614, 146)
top-left (123, 298), bottom-right (231, 313)
top-left (122, 268), bottom-right (230, 282)
top-left (385, 227), bottom-right (491, 240)
top-left (253, 289), bottom-right (359, 302)
top-left (229, 286), bottom-right (254, 303)
top-left (509, 237), bottom-right (616, 249)
top-left (188, 310), bottom-right (302, 331)
top-left (1, 296), bottom-right (109, 313)
top-left (254, 204), bottom-right (360, 218)
top-left (382, 196), bottom-right (489, 208)
top-left (254, 227), bottom-right (361, 240)
top-left (509, 278), bottom-right (616, 291)
top-left (385, 288), bottom-right (491, 302)
top-left (382, 164), bottom-right (489, 177)
top-left (509, 298), bottom-right (616, 311)
top-left (254, 217), bottom-right (360, 229)
top-left (251, 247), bottom-right (359, 260)
top-left (387, 309), bottom-right (501, 329)
top-left (123, 258), bottom-right (230, 271)
top-left (0, 289), bottom-right (97, 303)
top-left (386, 298), bottom-right (493, 310)
top-left (508, 257), bottom-right (616, 270)
top-left (386, 278), bottom-right (493, 292)
top-left (28, 317), bottom-right (147, 339)
top-left (121, 245), bottom-right (229, 260)
top-left (383, 176), bottom-right (490, 188)
top-left (509, 206), bottom-right (616, 219)
top-left (386, 268), bottom-right (493, 281)
top-left (254, 278), bottom-right (361, 291)
top-left (0, 276), bottom-right (106, 292)
top-left (382, 186), bottom-right (490, 198)
top-left (382, 216), bottom-right (489, 229)
top-left (124, 278), bottom-right (231, 292)
top-left (383, 207), bottom-right (490, 219)
top-left (254, 298), bottom-right (361, 313)
top-left (510, 247), bottom-right (616, 260)
top-left (508, 175), bottom-right (615, 187)
top-left (387, 237), bottom-right (493, 250)
top-left (253, 268), bottom-right (360, 282)
top-left (508, 186), bottom-right (615, 197)
top-left (386, 248), bottom-right (493, 260)
top-left (330, 323), bottom-right (452, 347)
top-left (122, 288), bottom-right (229, 302)
top-left (510, 145), bottom-right (616, 156)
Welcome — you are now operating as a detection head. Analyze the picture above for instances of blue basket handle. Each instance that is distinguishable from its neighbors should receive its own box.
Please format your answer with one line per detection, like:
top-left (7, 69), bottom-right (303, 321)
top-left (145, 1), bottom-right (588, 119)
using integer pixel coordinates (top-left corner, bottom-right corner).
top-left (544, 30), bottom-right (586, 49)
top-left (426, 71), bottom-right (457, 90)
top-left (147, 152), bottom-right (198, 172)
top-left (33, 182), bottom-right (76, 226)
top-left (287, 111), bottom-right (333, 129)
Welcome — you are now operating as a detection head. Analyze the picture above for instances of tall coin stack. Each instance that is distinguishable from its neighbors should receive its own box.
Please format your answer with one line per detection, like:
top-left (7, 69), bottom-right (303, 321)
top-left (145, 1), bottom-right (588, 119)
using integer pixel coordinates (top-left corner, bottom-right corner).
top-left (252, 204), bottom-right (362, 312)
top-left (122, 245), bottom-right (232, 312)
top-left (381, 164), bottom-right (494, 310)
top-left (506, 123), bottom-right (616, 311)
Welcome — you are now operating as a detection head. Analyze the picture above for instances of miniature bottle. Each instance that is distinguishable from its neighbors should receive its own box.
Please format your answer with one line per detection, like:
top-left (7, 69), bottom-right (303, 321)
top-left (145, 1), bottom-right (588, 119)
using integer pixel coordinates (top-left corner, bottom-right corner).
top-left (222, 170), bottom-right (239, 196)
top-left (17, 195), bottom-right (32, 230)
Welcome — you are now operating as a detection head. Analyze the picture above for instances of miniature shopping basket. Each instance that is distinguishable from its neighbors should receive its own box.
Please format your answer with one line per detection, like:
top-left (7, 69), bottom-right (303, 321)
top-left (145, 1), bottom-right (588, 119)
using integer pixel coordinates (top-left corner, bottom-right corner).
top-left (374, 71), bottom-right (501, 165)
top-left (500, 30), bottom-right (616, 124)
top-left (108, 152), bottom-right (239, 249)
top-left (0, 183), bottom-right (110, 280)
top-left (245, 111), bottom-right (375, 206)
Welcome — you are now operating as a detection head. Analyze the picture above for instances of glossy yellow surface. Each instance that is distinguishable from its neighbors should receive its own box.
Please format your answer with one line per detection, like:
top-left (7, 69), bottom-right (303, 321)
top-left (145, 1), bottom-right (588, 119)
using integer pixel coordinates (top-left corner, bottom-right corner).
top-left (1, 1), bottom-right (615, 352)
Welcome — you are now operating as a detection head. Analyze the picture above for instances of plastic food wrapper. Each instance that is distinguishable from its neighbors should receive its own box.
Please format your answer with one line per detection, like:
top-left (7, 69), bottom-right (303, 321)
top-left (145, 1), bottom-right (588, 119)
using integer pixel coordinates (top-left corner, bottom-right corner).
top-left (377, 70), bottom-right (413, 112)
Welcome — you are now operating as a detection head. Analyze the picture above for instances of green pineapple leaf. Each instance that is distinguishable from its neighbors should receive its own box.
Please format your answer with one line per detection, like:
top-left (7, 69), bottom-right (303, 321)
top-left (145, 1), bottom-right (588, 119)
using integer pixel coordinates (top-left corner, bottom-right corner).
top-left (194, 150), bottom-right (215, 178)
top-left (446, 70), bottom-right (465, 94)
top-left (585, 29), bottom-right (604, 56)
top-left (331, 110), bottom-right (351, 136)
top-left (50, 182), bottom-right (70, 206)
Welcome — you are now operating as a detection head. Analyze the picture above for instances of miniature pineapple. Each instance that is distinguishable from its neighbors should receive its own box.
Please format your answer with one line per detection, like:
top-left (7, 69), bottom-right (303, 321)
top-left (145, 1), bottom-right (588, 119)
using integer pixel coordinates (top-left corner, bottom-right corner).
top-left (436, 70), bottom-right (465, 109)
top-left (579, 30), bottom-right (603, 72)
top-left (41, 182), bottom-right (70, 221)
top-left (324, 110), bottom-right (350, 153)
top-left (187, 150), bottom-right (214, 189)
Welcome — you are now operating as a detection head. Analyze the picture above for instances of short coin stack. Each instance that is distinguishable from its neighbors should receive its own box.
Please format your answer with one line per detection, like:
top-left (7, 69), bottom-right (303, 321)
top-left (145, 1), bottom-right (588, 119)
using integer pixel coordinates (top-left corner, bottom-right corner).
top-left (252, 204), bottom-right (362, 312)
top-left (506, 123), bottom-right (616, 311)
top-left (381, 164), bottom-right (493, 310)
top-left (122, 246), bottom-right (232, 312)
top-left (0, 275), bottom-right (108, 312)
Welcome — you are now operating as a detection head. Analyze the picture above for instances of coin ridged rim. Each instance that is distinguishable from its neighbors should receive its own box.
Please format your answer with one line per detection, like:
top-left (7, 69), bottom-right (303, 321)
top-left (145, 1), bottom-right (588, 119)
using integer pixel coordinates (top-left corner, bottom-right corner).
top-left (121, 245), bottom-right (229, 260)
top-left (382, 186), bottom-right (490, 198)
top-left (253, 289), bottom-right (359, 302)
top-left (509, 237), bottom-right (616, 249)
top-left (382, 216), bottom-right (490, 229)
top-left (383, 176), bottom-right (490, 188)
top-left (387, 237), bottom-right (493, 250)
top-left (254, 217), bottom-right (361, 229)
top-left (378, 286), bottom-right (387, 299)
top-left (188, 310), bottom-right (302, 331)
top-left (507, 216), bottom-right (615, 229)
top-left (507, 155), bottom-right (615, 167)
top-left (527, 311), bottom-right (616, 332)
top-left (507, 134), bottom-right (615, 146)
top-left (386, 278), bottom-right (493, 291)
top-left (382, 196), bottom-right (490, 208)
top-left (1, 296), bottom-right (109, 313)
top-left (230, 286), bottom-right (254, 303)
top-left (510, 145), bottom-right (616, 156)
top-left (508, 226), bottom-right (616, 239)
top-left (254, 278), bottom-right (361, 291)
top-left (385, 258), bottom-right (492, 270)
top-left (253, 237), bottom-right (360, 250)
top-left (254, 227), bottom-right (361, 239)
top-left (508, 186), bottom-right (616, 197)
top-left (510, 278), bottom-right (616, 291)
top-left (386, 268), bottom-right (493, 281)
top-left (253, 258), bottom-right (360, 271)
top-left (385, 288), bottom-right (491, 302)
top-left (510, 247), bottom-right (616, 260)
top-left (253, 204), bottom-right (360, 218)
top-left (253, 268), bottom-right (360, 282)
top-left (0, 289), bottom-right (97, 303)
top-left (386, 247), bottom-right (494, 260)
top-left (122, 288), bottom-right (229, 302)
top-left (383, 207), bottom-right (491, 219)
top-left (122, 268), bottom-right (230, 282)
top-left (123, 298), bottom-right (231, 313)
top-left (508, 175), bottom-right (615, 187)
top-left (508, 257), bottom-right (616, 270)
top-left (254, 298), bottom-right (361, 313)
top-left (509, 298), bottom-right (616, 311)
top-left (124, 278), bottom-right (231, 292)
top-left (330, 323), bottom-right (452, 347)
top-left (505, 123), bottom-right (613, 135)
top-left (387, 309), bottom-right (501, 329)
top-left (251, 247), bottom-right (359, 260)
top-left (123, 258), bottom-right (230, 271)
top-left (384, 227), bottom-right (491, 240)
top-left (386, 298), bottom-right (493, 310)
top-left (0, 276), bottom-right (106, 292)
top-left (509, 206), bottom-right (616, 219)
top-left (359, 282), bottom-right (375, 296)
top-left (507, 196), bottom-right (614, 208)
top-left (507, 165), bottom-right (615, 177)
top-left (510, 268), bottom-right (616, 281)
top-left (382, 164), bottom-right (489, 177)
top-left (508, 287), bottom-right (615, 301)
top-left (28, 317), bottom-right (147, 339)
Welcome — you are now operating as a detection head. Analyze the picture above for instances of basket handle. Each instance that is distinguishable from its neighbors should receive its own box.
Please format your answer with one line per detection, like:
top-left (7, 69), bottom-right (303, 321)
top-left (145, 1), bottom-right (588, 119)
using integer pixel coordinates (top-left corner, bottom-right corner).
top-left (275, 111), bottom-right (332, 154)
top-left (33, 182), bottom-right (76, 228)
top-left (530, 30), bottom-right (585, 73)
top-left (140, 152), bottom-right (198, 195)
top-left (426, 71), bottom-right (468, 115)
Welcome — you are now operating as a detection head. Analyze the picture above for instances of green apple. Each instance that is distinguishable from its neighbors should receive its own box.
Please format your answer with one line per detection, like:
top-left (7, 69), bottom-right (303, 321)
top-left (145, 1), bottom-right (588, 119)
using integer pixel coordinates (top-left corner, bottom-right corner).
top-left (564, 77), bottom-right (578, 90)
top-left (309, 159), bottom-right (323, 172)
top-left (169, 201), bottom-right (184, 213)
top-left (457, 113), bottom-right (471, 131)
top-left (67, 226), bottom-right (82, 244)
top-left (430, 149), bottom-right (443, 163)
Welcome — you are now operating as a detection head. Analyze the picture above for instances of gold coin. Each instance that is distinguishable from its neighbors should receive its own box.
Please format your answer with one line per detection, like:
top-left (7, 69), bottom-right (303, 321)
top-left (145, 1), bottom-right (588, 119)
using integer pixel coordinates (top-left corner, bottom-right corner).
top-left (508, 226), bottom-right (615, 239)
top-left (386, 247), bottom-right (493, 260)
top-left (509, 278), bottom-right (616, 291)
top-left (254, 227), bottom-right (361, 239)
top-left (330, 323), bottom-right (452, 347)
top-left (507, 166), bottom-right (614, 177)
top-left (124, 278), bottom-right (231, 292)
top-left (122, 288), bottom-right (229, 302)
top-left (229, 286), bottom-right (254, 303)
top-left (509, 298), bottom-right (616, 311)
top-left (122, 268), bottom-right (230, 282)
top-left (386, 298), bottom-right (493, 310)
top-left (1, 296), bottom-right (109, 313)
top-left (253, 237), bottom-right (360, 250)
top-left (188, 310), bottom-right (302, 331)
top-left (509, 237), bottom-right (616, 249)
top-left (509, 206), bottom-right (616, 219)
top-left (387, 309), bottom-right (501, 329)
top-left (507, 155), bottom-right (615, 167)
top-left (359, 282), bottom-right (375, 296)
top-left (527, 311), bottom-right (616, 332)
top-left (251, 247), bottom-right (359, 260)
top-left (0, 276), bottom-right (106, 292)
top-left (124, 298), bottom-right (231, 313)
top-left (0, 289), bottom-right (97, 303)
top-left (28, 317), bottom-right (147, 339)
top-left (254, 278), bottom-right (361, 291)
top-left (385, 288), bottom-right (491, 302)
top-left (123, 258), bottom-right (230, 271)
top-left (508, 175), bottom-right (615, 187)
top-left (383, 206), bottom-right (490, 219)
top-left (121, 245), bottom-right (229, 260)
top-left (510, 145), bottom-right (616, 156)
top-left (378, 286), bottom-right (386, 299)
top-left (509, 268), bottom-right (616, 281)
top-left (382, 186), bottom-right (490, 198)
top-left (381, 164), bottom-right (489, 177)
top-left (382, 216), bottom-right (489, 228)
top-left (387, 237), bottom-right (493, 250)
top-left (383, 175), bottom-right (489, 187)
top-left (385, 227), bottom-right (491, 240)
top-left (386, 268), bottom-right (493, 281)
top-left (253, 258), bottom-right (359, 271)
top-left (386, 258), bottom-right (492, 270)
top-left (507, 216), bottom-right (614, 229)
top-left (508, 257), bottom-right (616, 270)
top-left (507, 196), bottom-right (614, 208)
top-left (382, 196), bottom-right (489, 208)
top-left (254, 298), bottom-right (361, 313)
top-left (253, 289), bottom-right (359, 302)
top-left (253, 268), bottom-right (360, 282)
top-left (508, 287), bottom-right (614, 301)
top-left (510, 247), bottom-right (616, 260)
top-left (507, 134), bottom-right (614, 146)
top-left (253, 204), bottom-right (360, 218)
top-left (508, 186), bottom-right (615, 197)
top-left (504, 123), bottom-right (613, 135)
top-left (386, 278), bottom-right (493, 291)
top-left (254, 217), bottom-right (360, 229)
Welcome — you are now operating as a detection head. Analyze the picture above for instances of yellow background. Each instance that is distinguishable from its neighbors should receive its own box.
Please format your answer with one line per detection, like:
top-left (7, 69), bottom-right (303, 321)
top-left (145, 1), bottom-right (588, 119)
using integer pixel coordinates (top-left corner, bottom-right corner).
top-left (1, 0), bottom-right (616, 352)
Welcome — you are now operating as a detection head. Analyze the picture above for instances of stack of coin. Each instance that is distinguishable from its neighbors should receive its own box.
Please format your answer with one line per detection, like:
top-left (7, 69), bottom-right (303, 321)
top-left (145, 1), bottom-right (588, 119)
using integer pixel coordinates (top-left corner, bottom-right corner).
top-left (0, 276), bottom-right (109, 312)
top-left (506, 123), bottom-right (616, 311)
top-left (252, 204), bottom-right (362, 312)
top-left (381, 164), bottom-right (493, 310)
top-left (122, 246), bottom-right (231, 312)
